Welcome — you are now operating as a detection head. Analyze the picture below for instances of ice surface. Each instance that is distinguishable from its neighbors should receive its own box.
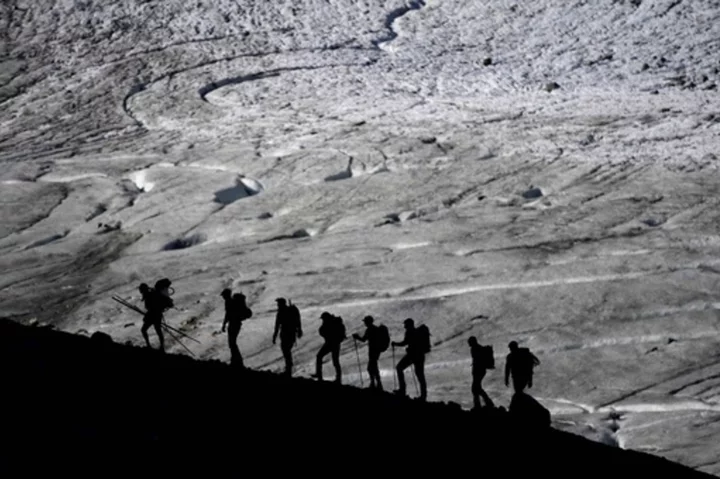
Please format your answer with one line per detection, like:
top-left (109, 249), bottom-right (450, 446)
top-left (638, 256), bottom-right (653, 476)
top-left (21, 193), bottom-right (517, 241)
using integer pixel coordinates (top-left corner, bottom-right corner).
top-left (1, 0), bottom-right (720, 473)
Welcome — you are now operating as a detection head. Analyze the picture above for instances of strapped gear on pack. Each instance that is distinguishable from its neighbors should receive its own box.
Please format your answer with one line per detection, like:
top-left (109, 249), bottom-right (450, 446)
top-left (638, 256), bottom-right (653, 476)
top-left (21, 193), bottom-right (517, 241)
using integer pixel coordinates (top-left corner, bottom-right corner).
top-left (376, 324), bottom-right (390, 352)
top-left (415, 324), bottom-right (431, 354)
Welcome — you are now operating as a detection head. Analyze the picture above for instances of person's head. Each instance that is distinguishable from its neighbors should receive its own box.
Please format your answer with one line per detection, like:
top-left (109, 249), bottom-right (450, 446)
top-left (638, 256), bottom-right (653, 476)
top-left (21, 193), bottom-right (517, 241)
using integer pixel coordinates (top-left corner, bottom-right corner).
top-left (320, 311), bottom-right (333, 322)
top-left (221, 288), bottom-right (232, 299)
top-left (139, 283), bottom-right (150, 294)
top-left (508, 341), bottom-right (519, 352)
top-left (275, 297), bottom-right (286, 308)
top-left (362, 315), bottom-right (374, 326)
top-left (468, 336), bottom-right (478, 347)
top-left (403, 318), bottom-right (414, 329)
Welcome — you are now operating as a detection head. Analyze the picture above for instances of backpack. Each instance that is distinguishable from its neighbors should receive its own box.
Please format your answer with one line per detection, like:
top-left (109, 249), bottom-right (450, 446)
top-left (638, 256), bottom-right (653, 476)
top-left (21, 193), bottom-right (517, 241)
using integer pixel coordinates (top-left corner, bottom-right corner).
top-left (334, 316), bottom-right (347, 341)
top-left (376, 324), bottom-right (390, 352)
top-left (415, 324), bottom-right (431, 354)
top-left (232, 294), bottom-right (252, 320)
top-left (288, 301), bottom-right (301, 329)
top-left (482, 345), bottom-right (495, 369)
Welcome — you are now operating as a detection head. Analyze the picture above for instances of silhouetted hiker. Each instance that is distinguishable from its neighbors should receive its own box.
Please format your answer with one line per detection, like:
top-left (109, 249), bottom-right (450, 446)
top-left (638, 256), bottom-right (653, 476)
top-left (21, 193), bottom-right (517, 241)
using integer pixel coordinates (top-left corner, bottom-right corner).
top-left (505, 341), bottom-right (540, 393)
top-left (468, 336), bottom-right (495, 409)
top-left (138, 283), bottom-right (171, 351)
top-left (391, 318), bottom-right (430, 401)
top-left (221, 289), bottom-right (253, 368)
top-left (312, 312), bottom-right (346, 383)
top-left (272, 298), bottom-right (303, 376)
top-left (352, 316), bottom-right (390, 390)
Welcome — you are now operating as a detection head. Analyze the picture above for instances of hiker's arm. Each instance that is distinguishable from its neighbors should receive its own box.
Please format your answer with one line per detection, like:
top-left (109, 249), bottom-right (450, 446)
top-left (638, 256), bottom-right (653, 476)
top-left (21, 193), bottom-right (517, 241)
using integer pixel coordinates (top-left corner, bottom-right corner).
top-left (532, 354), bottom-right (540, 366)
top-left (272, 315), bottom-right (280, 343)
top-left (353, 331), bottom-right (367, 342)
top-left (392, 337), bottom-right (407, 347)
top-left (222, 316), bottom-right (228, 332)
top-left (504, 360), bottom-right (510, 386)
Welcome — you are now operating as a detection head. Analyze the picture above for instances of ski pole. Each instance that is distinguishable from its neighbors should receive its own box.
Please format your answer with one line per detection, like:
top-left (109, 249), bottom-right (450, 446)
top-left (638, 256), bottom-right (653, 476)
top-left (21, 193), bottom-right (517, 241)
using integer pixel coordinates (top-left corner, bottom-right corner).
top-left (353, 338), bottom-right (363, 387)
top-left (411, 364), bottom-right (419, 396)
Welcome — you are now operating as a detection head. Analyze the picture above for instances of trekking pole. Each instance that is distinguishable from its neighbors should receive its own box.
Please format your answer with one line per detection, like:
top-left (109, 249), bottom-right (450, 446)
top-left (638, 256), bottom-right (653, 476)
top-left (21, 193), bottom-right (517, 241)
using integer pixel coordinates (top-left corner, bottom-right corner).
top-left (391, 345), bottom-right (397, 389)
top-left (353, 338), bottom-right (363, 387)
top-left (411, 366), bottom-right (419, 396)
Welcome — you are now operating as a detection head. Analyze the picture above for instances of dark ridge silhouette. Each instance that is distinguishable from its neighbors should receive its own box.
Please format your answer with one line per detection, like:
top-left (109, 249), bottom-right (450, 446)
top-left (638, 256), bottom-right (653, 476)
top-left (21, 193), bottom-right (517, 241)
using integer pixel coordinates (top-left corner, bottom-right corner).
top-left (0, 318), bottom-right (714, 477)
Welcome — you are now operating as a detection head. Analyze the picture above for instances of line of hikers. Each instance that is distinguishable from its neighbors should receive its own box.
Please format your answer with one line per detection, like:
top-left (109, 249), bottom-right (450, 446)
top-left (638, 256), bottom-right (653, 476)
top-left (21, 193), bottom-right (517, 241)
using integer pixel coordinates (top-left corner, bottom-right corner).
top-left (134, 281), bottom-right (540, 405)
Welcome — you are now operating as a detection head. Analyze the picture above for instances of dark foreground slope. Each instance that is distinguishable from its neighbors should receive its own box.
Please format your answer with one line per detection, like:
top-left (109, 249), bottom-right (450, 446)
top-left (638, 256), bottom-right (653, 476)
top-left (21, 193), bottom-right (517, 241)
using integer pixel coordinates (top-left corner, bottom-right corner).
top-left (0, 319), bottom-right (714, 477)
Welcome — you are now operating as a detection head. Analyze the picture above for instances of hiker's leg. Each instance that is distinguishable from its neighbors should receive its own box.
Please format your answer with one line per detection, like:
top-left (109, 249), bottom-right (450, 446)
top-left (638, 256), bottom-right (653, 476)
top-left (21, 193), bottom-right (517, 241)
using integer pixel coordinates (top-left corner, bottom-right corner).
top-left (512, 375), bottom-right (526, 393)
top-left (281, 342), bottom-right (293, 375)
top-left (228, 323), bottom-right (241, 365)
top-left (141, 322), bottom-right (151, 347)
top-left (331, 344), bottom-right (341, 383)
top-left (475, 370), bottom-right (493, 407)
top-left (316, 343), bottom-right (331, 379)
top-left (396, 354), bottom-right (412, 394)
top-left (472, 380), bottom-right (481, 409)
top-left (414, 355), bottom-right (427, 400)
top-left (153, 322), bottom-right (164, 351)
top-left (369, 350), bottom-right (382, 390)
top-left (480, 388), bottom-right (495, 408)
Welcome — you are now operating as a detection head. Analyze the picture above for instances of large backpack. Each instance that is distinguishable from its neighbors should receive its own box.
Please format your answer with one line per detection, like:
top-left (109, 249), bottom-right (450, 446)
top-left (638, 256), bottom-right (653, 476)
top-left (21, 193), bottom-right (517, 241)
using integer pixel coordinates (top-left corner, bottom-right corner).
top-left (232, 294), bottom-right (252, 320)
top-left (482, 345), bottom-right (495, 369)
top-left (376, 324), bottom-right (390, 352)
top-left (288, 301), bottom-right (302, 335)
top-left (334, 316), bottom-right (347, 341)
top-left (415, 325), bottom-right (431, 354)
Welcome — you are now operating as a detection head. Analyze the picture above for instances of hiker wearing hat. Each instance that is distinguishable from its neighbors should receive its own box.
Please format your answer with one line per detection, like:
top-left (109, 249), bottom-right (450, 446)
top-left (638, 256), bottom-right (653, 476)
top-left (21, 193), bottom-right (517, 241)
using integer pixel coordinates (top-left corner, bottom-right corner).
top-left (272, 298), bottom-right (303, 376)
top-left (312, 312), bottom-right (346, 383)
top-left (352, 316), bottom-right (390, 390)
top-left (391, 318), bottom-right (431, 401)
top-left (221, 288), bottom-right (252, 368)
